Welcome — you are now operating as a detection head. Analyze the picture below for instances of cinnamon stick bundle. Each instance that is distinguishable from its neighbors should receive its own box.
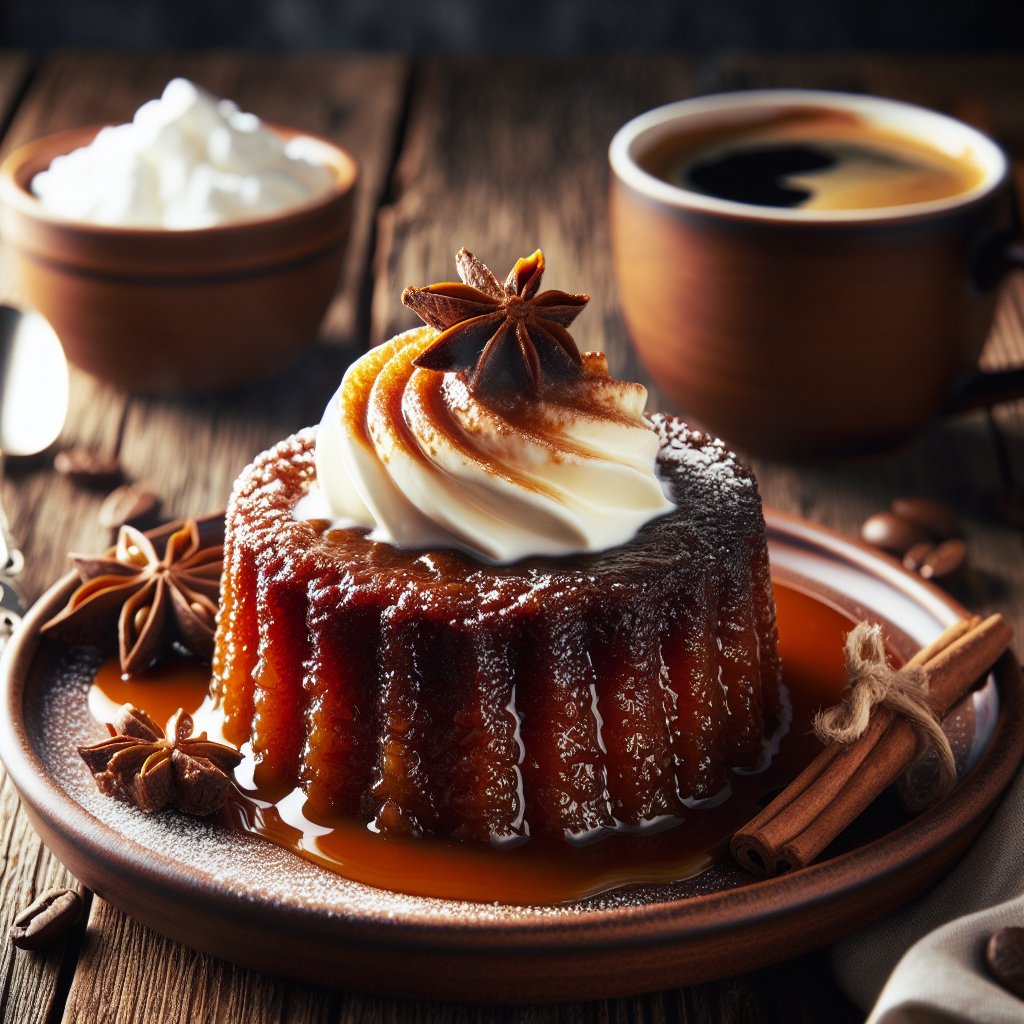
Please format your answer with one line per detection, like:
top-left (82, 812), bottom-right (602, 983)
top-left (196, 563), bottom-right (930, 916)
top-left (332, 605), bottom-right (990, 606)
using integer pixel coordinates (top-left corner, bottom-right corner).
top-left (731, 613), bottom-right (1013, 878)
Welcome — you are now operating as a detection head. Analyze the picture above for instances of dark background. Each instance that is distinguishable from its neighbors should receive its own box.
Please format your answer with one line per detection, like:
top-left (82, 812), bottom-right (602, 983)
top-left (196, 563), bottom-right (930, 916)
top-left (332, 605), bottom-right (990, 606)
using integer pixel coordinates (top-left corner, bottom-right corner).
top-left (1, 0), bottom-right (1022, 52)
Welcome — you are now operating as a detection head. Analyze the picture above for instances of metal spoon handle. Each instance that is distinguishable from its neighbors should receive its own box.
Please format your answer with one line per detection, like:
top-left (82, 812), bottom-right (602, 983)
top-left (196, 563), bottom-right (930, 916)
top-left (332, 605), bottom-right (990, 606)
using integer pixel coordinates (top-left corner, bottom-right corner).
top-left (0, 463), bottom-right (26, 641)
top-left (0, 509), bottom-right (24, 578)
top-left (0, 454), bottom-right (24, 574)
top-left (0, 573), bottom-right (24, 642)
top-left (0, 559), bottom-right (25, 644)
top-left (0, 308), bottom-right (70, 645)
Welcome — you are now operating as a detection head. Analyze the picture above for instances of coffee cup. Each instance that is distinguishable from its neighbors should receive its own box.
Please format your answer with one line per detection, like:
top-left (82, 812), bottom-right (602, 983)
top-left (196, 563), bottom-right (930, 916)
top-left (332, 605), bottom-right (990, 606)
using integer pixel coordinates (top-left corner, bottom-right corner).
top-left (609, 90), bottom-right (1024, 458)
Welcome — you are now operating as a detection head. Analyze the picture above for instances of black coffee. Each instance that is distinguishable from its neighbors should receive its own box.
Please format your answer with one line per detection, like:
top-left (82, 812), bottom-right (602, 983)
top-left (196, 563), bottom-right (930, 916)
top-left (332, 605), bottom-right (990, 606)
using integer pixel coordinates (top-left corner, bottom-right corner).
top-left (648, 107), bottom-right (984, 211)
top-left (685, 144), bottom-right (837, 208)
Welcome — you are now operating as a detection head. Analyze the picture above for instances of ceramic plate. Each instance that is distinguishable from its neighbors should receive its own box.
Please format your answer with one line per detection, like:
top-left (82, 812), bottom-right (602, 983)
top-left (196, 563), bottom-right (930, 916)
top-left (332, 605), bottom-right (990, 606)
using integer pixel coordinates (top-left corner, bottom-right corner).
top-left (1, 511), bottom-right (1021, 1002)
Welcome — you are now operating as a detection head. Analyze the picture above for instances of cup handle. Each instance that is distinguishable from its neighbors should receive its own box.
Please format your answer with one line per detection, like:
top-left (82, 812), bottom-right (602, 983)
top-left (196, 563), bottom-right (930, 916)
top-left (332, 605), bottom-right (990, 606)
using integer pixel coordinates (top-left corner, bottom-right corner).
top-left (944, 237), bottom-right (1024, 415)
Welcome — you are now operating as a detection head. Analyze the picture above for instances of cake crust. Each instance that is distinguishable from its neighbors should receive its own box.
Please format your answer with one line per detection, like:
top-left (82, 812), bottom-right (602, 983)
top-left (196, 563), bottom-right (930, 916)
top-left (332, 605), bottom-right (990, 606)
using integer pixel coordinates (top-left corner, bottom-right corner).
top-left (212, 415), bottom-right (782, 844)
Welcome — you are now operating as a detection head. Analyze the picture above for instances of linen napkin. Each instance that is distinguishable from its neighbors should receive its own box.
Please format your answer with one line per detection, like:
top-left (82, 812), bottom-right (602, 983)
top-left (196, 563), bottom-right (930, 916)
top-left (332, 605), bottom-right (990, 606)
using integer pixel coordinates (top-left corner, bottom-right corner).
top-left (831, 761), bottom-right (1024, 1023)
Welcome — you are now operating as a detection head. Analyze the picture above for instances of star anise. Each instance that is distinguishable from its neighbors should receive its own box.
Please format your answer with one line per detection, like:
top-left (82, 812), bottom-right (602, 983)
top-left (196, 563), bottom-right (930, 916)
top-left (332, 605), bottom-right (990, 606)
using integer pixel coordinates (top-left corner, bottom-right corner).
top-left (79, 704), bottom-right (242, 816)
top-left (42, 519), bottom-right (222, 676)
top-left (401, 248), bottom-right (590, 398)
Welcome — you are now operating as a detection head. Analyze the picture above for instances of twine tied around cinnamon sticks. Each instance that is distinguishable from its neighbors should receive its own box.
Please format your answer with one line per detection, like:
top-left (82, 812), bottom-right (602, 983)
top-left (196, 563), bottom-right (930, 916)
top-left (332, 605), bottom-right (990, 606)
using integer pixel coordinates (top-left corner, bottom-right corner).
top-left (731, 613), bottom-right (1013, 879)
top-left (814, 622), bottom-right (957, 807)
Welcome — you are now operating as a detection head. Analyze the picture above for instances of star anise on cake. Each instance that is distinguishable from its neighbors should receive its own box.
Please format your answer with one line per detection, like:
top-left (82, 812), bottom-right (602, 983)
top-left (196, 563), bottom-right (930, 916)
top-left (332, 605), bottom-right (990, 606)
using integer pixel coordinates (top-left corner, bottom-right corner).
top-left (41, 520), bottom-right (222, 676)
top-left (401, 248), bottom-right (590, 398)
top-left (79, 704), bottom-right (242, 816)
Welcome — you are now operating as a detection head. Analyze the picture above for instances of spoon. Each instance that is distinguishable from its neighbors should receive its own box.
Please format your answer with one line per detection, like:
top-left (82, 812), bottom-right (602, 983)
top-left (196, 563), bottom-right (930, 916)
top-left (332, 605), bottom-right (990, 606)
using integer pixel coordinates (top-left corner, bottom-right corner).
top-left (0, 307), bottom-right (69, 637)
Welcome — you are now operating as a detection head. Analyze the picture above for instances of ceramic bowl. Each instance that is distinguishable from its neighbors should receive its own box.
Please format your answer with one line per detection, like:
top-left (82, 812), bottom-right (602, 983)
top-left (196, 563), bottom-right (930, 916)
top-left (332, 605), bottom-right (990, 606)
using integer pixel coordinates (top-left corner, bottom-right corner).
top-left (0, 125), bottom-right (358, 393)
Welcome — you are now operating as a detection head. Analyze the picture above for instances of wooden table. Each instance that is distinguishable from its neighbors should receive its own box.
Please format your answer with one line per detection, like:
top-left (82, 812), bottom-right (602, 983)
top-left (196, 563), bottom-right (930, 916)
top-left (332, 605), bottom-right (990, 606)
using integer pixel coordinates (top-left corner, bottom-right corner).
top-left (0, 50), bottom-right (1022, 1023)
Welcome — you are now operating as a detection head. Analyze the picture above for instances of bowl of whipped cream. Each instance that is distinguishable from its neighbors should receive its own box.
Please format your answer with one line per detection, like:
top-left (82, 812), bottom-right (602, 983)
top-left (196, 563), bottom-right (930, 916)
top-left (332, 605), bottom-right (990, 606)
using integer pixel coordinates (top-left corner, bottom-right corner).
top-left (0, 78), bottom-right (358, 393)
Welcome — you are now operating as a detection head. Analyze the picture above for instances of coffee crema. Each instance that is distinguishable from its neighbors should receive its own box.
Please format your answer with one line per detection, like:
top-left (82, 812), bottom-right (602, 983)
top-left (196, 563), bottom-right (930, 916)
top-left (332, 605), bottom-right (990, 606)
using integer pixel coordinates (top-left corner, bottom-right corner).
top-left (645, 107), bottom-right (985, 211)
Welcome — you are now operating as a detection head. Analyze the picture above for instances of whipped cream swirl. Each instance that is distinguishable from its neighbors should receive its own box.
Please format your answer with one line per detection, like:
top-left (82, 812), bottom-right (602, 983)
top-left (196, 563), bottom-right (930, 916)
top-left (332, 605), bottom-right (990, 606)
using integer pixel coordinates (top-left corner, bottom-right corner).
top-left (311, 325), bottom-right (674, 564)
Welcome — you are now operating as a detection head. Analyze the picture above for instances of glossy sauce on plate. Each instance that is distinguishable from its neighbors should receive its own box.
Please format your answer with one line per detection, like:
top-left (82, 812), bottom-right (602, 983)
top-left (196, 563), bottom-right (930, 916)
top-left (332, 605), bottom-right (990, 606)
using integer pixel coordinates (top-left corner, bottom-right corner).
top-left (88, 580), bottom-right (855, 905)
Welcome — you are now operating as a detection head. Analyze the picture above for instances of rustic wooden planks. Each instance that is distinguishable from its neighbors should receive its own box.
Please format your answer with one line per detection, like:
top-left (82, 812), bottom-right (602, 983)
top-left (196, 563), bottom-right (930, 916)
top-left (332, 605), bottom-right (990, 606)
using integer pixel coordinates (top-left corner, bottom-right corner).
top-left (60, 899), bottom-right (342, 1023)
top-left (0, 49), bottom-right (1021, 1024)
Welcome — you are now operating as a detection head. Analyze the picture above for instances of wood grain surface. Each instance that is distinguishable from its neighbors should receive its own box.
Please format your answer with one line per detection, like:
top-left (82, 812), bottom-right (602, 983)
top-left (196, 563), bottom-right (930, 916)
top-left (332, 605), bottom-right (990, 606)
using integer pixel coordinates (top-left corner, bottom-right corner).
top-left (0, 50), bottom-right (1022, 1023)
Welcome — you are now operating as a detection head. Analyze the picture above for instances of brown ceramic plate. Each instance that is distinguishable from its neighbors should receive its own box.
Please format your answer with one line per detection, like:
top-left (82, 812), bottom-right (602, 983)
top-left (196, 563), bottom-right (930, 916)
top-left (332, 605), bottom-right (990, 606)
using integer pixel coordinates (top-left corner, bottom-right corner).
top-left (1, 511), bottom-right (1021, 1003)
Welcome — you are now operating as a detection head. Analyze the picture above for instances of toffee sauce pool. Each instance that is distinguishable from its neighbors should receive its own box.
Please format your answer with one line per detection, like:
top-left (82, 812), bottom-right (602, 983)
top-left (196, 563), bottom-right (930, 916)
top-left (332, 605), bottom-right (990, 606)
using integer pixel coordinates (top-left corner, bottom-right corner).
top-left (89, 581), bottom-right (854, 905)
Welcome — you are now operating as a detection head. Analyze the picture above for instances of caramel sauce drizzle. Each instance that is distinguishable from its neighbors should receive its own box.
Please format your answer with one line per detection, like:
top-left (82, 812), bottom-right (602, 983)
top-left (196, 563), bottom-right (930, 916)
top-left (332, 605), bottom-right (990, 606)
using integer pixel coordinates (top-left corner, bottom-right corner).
top-left (88, 582), bottom-right (854, 906)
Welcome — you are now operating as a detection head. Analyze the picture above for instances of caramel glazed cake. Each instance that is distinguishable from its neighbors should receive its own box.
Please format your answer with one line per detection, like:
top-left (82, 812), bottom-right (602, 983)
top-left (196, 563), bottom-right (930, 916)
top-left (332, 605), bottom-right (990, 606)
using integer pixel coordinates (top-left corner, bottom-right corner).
top-left (211, 249), bottom-right (784, 846)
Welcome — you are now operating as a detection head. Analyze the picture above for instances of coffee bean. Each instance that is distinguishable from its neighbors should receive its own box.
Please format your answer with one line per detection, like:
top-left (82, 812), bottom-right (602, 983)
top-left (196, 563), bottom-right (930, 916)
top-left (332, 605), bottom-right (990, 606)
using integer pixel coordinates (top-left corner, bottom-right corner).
top-left (890, 497), bottom-right (960, 540)
top-left (98, 484), bottom-right (162, 532)
top-left (902, 540), bottom-right (935, 574)
top-left (54, 448), bottom-right (124, 490)
top-left (919, 537), bottom-right (968, 581)
top-left (860, 511), bottom-right (928, 556)
top-left (986, 927), bottom-right (1024, 1000)
top-left (9, 887), bottom-right (83, 951)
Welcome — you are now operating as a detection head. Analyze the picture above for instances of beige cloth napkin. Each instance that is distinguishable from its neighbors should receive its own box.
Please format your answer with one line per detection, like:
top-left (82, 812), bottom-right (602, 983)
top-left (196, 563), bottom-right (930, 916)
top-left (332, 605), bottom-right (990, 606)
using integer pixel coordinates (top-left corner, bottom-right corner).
top-left (831, 763), bottom-right (1024, 1023)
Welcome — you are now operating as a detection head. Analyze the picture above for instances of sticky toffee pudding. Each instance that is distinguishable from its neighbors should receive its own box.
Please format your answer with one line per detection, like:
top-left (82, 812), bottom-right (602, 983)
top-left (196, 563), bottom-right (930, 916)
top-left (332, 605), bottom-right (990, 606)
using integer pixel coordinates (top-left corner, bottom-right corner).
top-left (211, 416), bottom-right (783, 843)
top-left (210, 249), bottom-right (784, 850)
top-left (65, 248), bottom-right (791, 904)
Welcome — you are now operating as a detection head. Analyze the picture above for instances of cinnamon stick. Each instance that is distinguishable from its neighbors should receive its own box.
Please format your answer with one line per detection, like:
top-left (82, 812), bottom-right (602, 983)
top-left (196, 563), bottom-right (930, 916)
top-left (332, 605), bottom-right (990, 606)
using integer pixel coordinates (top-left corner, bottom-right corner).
top-left (731, 613), bottom-right (1013, 878)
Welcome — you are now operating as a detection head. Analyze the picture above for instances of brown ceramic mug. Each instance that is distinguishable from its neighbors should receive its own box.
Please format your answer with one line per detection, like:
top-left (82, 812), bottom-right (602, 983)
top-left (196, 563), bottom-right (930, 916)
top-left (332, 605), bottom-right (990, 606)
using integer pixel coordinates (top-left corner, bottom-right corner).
top-left (609, 90), bottom-right (1024, 458)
